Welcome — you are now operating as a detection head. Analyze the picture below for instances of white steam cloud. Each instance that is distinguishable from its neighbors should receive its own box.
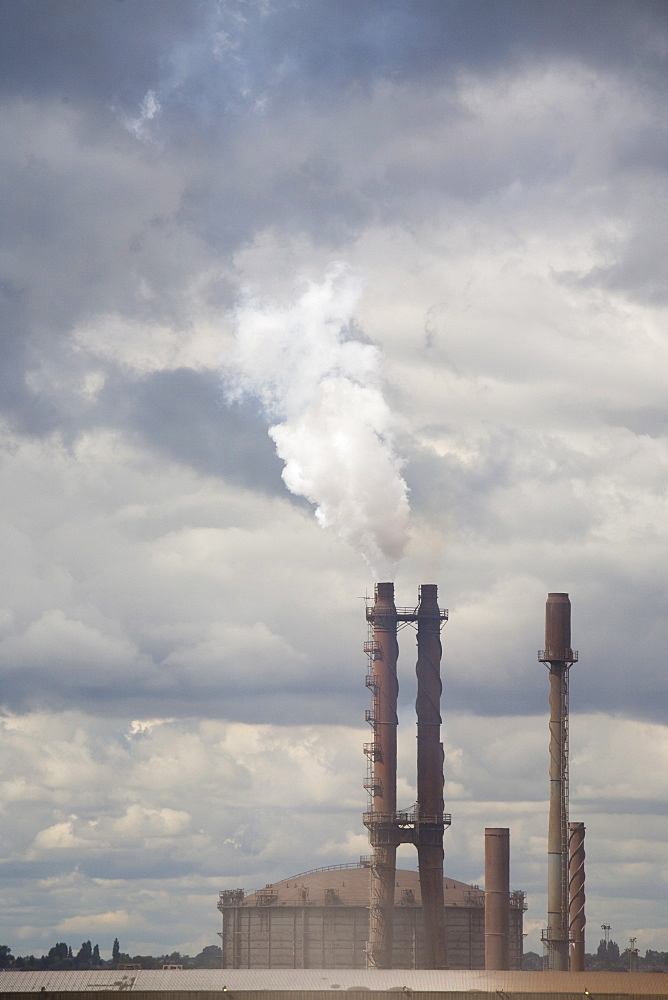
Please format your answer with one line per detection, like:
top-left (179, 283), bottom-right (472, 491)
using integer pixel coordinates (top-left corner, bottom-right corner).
top-left (226, 264), bottom-right (410, 579)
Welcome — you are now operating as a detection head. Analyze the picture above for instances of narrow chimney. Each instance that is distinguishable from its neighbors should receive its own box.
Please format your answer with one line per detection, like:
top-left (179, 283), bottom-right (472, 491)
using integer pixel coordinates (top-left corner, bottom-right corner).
top-left (485, 827), bottom-right (510, 970)
top-left (415, 583), bottom-right (447, 969)
top-left (365, 582), bottom-right (399, 969)
top-left (539, 593), bottom-right (577, 971)
top-left (569, 822), bottom-right (586, 971)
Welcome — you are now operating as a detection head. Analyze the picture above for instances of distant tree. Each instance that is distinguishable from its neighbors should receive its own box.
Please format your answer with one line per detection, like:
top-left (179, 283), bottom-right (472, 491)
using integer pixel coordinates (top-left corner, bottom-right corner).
top-left (75, 941), bottom-right (93, 969)
top-left (521, 950), bottom-right (542, 971)
top-left (160, 951), bottom-right (187, 967)
top-left (643, 950), bottom-right (668, 972)
top-left (130, 955), bottom-right (162, 970)
top-left (593, 938), bottom-right (623, 971)
top-left (92, 944), bottom-right (101, 967)
top-left (192, 945), bottom-right (222, 968)
top-left (112, 938), bottom-right (120, 965)
top-left (14, 954), bottom-right (40, 971)
top-left (49, 943), bottom-right (69, 963)
top-left (0, 945), bottom-right (15, 967)
top-left (44, 942), bottom-right (74, 969)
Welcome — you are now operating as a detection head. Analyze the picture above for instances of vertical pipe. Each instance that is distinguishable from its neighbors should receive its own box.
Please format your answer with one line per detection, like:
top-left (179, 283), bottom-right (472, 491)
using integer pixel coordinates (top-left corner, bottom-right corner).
top-left (222, 909), bottom-right (229, 969)
top-left (543, 593), bottom-right (572, 971)
top-left (485, 828), bottom-right (510, 970)
top-left (569, 822), bottom-right (586, 972)
top-left (367, 581), bottom-right (399, 969)
top-left (416, 583), bottom-right (447, 969)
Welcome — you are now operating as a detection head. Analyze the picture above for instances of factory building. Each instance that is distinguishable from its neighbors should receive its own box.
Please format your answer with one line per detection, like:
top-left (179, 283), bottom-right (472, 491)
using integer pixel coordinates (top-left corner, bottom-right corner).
top-left (217, 584), bottom-right (530, 972)
top-left (218, 861), bottom-right (526, 970)
top-left (214, 586), bottom-right (595, 973)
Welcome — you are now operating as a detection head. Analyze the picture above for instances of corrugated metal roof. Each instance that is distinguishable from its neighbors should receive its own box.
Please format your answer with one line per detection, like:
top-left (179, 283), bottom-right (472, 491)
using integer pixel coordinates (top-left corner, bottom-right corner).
top-left (1, 969), bottom-right (667, 994)
top-left (0, 971), bottom-right (133, 992)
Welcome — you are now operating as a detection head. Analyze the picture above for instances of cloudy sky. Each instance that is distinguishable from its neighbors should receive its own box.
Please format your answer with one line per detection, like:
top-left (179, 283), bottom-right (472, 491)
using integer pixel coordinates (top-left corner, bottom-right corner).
top-left (1, 0), bottom-right (666, 961)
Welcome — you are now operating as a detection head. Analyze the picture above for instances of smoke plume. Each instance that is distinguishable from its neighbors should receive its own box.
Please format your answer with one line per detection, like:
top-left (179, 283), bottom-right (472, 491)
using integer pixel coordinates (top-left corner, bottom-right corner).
top-left (226, 264), bottom-right (410, 578)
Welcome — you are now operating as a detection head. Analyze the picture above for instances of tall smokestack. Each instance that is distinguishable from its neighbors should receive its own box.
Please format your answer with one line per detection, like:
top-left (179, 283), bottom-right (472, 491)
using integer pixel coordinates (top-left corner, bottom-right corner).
top-left (485, 828), bottom-right (510, 970)
top-left (539, 593), bottom-right (577, 971)
top-left (569, 822), bottom-right (586, 972)
top-left (415, 583), bottom-right (447, 969)
top-left (365, 582), bottom-right (399, 969)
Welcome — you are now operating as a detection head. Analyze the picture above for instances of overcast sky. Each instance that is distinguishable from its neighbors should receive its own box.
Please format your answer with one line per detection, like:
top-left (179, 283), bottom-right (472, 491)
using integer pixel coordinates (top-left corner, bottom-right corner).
top-left (1, 0), bottom-right (666, 960)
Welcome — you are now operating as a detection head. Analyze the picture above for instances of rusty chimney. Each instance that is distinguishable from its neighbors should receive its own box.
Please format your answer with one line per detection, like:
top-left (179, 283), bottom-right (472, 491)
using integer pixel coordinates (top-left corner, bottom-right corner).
top-left (415, 583), bottom-right (447, 969)
top-left (363, 583), bottom-right (449, 969)
top-left (364, 582), bottom-right (399, 969)
top-left (539, 593), bottom-right (577, 971)
top-left (485, 827), bottom-right (510, 970)
top-left (569, 821), bottom-right (586, 971)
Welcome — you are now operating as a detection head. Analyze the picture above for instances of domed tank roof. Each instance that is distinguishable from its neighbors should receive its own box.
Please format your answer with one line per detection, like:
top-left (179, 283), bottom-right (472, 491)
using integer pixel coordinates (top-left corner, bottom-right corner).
top-left (239, 863), bottom-right (482, 908)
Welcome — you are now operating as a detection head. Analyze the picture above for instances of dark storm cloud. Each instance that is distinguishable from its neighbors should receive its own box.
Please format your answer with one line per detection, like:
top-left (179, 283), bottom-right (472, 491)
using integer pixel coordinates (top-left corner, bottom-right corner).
top-left (0, 281), bottom-right (61, 435)
top-left (3, 1), bottom-right (664, 110)
top-left (2, 854), bottom-right (204, 882)
top-left (200, 0), bottom-right (667, 109)
top-left (1, 0), bottom-right (663, 444)
top-left (0, 0), bottom-right (208, 102)
top-left (0, 861), bottom-right (70, 881)
top-left (579, 225), bottom-right (668, 307)
top-left (0, 657), bottom-right (359, 725)
top-left (180, 154), bottom-right (370, 253)
top-left (0, 118), bottom-right (212, 330)
top-left (100, 367), bottom-right (286, 493)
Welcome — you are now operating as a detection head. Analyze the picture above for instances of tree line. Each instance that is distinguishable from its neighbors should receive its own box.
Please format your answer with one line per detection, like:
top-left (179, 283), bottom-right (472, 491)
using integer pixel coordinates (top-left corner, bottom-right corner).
top-left (0, 940), bottom-right (222, 971)
top-left (3, 938), bottom-right (666, 974)
top-left (522, 938), bottom-right (668, 973)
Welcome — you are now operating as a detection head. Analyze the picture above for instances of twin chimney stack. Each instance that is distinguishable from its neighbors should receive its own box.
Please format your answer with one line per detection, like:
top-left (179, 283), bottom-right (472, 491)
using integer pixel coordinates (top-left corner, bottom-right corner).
top-left (363, 583), bottom-right (449, 968)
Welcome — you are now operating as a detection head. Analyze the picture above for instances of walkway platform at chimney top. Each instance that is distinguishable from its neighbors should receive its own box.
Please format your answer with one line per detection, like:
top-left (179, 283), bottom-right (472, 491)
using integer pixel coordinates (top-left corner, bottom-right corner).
top-left (365, 607), bottom-right (448, 624)
top-left (2, 968), bottom-right (667, 997)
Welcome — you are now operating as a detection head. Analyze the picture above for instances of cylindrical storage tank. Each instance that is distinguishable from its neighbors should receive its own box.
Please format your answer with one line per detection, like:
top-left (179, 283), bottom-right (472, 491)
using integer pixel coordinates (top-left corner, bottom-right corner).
top-left (569, 822), bottom-right (586, 972)
top-left (485, 828), bottom-right (510, 970)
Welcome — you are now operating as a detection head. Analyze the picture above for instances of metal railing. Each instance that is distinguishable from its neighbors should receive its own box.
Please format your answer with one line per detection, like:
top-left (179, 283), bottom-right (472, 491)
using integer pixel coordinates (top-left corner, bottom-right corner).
top-left (538, 649), bottom-right (578, 662)
top-left (363, 810), bottom-right (451, 827)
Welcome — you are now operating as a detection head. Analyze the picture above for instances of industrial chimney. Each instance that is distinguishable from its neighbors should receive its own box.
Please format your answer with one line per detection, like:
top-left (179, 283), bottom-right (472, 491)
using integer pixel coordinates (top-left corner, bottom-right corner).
top-left (363, 583), bottom-right (449, 969)
top-left (485, 827), bottom-right (510, 970)
top-left (364, 582), bottom-right (399, 969)
top-left (415, 584), bottom-right (447, 969)
top-left (539, 593), bottom-right (578, 971)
